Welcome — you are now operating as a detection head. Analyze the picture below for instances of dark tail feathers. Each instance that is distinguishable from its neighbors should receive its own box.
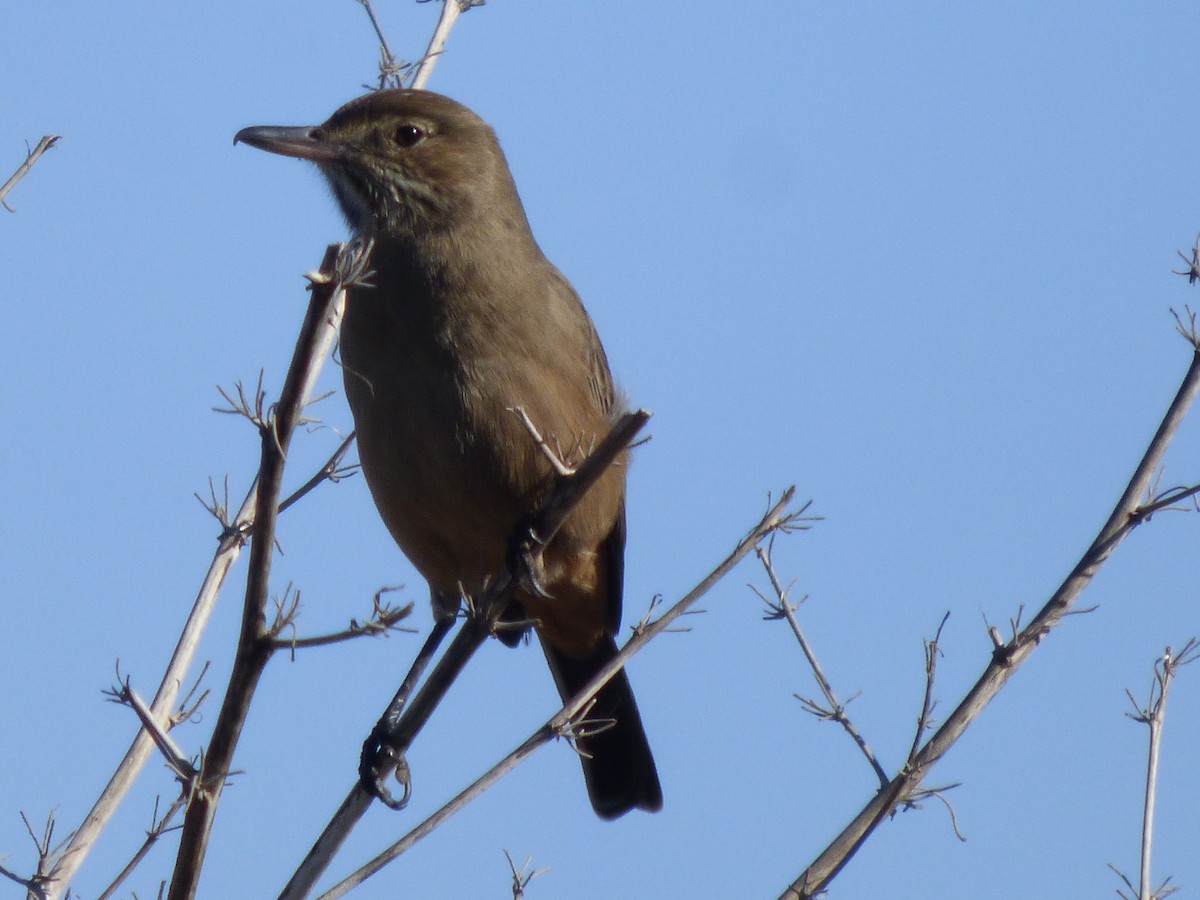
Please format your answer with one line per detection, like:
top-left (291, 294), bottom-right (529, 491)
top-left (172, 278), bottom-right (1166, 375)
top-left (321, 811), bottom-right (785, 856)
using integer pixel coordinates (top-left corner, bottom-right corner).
top-left (542, 635), bottom-right (663, 820)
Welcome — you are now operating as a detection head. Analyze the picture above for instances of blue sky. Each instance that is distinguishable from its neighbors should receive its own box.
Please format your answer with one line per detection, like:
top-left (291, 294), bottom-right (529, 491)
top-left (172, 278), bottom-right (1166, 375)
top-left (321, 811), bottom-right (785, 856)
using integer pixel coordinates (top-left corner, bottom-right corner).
top-left (5, 3), bottom-right (1200, 898)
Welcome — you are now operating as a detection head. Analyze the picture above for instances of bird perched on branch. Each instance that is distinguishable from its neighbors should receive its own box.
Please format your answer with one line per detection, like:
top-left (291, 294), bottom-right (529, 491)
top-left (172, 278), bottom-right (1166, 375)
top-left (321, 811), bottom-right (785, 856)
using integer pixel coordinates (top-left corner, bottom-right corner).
top-left (235, 89), bottom-right (661, 819)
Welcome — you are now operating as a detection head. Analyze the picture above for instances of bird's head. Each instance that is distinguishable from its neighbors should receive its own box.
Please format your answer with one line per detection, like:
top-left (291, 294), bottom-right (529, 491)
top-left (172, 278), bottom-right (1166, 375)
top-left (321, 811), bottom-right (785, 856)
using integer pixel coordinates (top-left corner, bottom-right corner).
top-left (235, 89), bottom-right (518, 237)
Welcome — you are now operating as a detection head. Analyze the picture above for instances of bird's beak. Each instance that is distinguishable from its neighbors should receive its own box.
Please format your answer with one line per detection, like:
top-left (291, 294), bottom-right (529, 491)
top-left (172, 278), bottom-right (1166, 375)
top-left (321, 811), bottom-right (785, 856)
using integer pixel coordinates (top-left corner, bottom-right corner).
top-left (233, 125), bottom-right (342, 164)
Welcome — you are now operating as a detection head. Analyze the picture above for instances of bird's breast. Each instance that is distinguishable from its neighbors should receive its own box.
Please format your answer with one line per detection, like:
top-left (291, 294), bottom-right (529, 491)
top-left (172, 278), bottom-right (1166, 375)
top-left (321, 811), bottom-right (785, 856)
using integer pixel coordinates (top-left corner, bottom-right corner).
top-left (336, 240), bottom-right (625, 645)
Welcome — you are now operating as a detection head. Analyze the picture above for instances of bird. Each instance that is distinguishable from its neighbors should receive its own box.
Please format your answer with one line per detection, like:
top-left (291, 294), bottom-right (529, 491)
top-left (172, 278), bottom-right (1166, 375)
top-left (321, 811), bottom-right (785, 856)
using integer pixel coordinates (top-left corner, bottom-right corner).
top-left (234, 88), bottom-right (662, 819)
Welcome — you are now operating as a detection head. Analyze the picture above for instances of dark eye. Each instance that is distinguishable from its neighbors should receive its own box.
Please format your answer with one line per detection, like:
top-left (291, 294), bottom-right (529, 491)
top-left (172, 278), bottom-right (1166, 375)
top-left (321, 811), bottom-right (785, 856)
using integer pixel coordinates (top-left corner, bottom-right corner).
top-left (394, 124), bottom-right (425, 148)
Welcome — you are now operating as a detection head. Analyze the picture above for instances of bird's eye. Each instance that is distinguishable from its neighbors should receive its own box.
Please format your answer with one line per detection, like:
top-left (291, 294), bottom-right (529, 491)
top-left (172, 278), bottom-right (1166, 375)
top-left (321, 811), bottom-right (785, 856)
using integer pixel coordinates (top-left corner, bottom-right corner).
top-left (394, 124), bottom-right (426, 148)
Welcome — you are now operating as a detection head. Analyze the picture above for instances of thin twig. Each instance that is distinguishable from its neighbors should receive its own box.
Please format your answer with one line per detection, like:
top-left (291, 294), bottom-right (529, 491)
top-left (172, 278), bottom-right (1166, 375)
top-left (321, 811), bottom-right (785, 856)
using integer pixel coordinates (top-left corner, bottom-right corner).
top-left (755, 533), bottom-right (888, 787)
top-left (1112, 639), bottom-right (1198, 900)
top-left (267, 596), bottom-right (415, 652)
top-left (354, 0), bottom-right (405, 89)
top-left (504, 849), bottom-right (549, 899)
top-left (410, 0), bottom-right (485, 89)
top-left (95, 795), bottom-right (187, 900)
top-left (0, 135), bottom-right (60, 210)
top-left (279, 432), bottom-right (358, 515)
top-left (906, 612), bottom-right (950, 767)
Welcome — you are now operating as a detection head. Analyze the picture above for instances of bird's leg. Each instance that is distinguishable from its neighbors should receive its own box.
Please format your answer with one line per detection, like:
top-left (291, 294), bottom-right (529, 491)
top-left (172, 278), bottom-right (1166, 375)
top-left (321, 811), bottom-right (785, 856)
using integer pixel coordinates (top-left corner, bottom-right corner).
top-left (359, 603), bottom-right (456, 808)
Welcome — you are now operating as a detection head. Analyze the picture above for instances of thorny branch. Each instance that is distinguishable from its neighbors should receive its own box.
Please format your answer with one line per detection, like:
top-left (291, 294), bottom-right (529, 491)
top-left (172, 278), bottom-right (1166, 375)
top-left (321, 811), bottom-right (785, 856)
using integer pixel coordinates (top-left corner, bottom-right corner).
top-left (758, 542), bottom-right (962, 835)
top-left (630, 593), bottom-right (703, 638)
top-left (196, 432), bottom-right (359, 547)
top-left (412, 0), bottom-right (485, 89)
top-left (279, 432), bottom-right (359, 515)
top-left (353, 0), bottom-right (486, 91)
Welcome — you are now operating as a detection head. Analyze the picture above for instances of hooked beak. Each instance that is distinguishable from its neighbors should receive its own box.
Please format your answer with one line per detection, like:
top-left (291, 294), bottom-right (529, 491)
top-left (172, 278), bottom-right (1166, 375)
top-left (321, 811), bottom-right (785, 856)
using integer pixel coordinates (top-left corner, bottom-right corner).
top-left (233, 125), bottom-right (342, 164)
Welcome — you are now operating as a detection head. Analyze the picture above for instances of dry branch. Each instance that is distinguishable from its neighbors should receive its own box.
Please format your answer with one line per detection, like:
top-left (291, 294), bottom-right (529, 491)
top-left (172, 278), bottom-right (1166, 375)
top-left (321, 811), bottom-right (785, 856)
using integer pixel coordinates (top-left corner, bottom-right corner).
top-left (1111, 639), bottom-right (1199, 900)
top-left (781, 344), bottom-right (1200, 899)
top-left (45, 255), bottom-right (351, 898)
top-left (167, 242), bottom-right (369, 900)
top-left (0, 135), bottom-right (60, 210)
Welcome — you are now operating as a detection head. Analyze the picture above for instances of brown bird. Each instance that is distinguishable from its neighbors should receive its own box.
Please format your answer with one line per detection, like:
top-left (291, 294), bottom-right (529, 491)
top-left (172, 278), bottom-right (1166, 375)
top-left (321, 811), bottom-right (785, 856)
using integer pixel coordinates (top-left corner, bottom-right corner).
top-left (235, 89), bottom-right (662, 819)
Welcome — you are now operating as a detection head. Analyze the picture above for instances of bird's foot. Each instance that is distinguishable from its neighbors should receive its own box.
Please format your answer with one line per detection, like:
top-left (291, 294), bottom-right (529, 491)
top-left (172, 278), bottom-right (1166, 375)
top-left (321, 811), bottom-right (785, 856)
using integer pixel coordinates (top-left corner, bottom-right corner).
top-left (359, 726), bottom-right (412, 810)
top-left (509, 522), bottom-right (554, 599)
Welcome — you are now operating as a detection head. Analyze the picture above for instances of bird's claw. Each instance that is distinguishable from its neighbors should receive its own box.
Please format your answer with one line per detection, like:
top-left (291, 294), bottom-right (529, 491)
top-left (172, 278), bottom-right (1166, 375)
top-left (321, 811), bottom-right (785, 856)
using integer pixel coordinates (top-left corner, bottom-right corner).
top-left (518, 536), bottom-right (554, 599)
top-left (505, 518), bottom-right (554, 599)
top-left (360, 728), bottom-right (412, 810)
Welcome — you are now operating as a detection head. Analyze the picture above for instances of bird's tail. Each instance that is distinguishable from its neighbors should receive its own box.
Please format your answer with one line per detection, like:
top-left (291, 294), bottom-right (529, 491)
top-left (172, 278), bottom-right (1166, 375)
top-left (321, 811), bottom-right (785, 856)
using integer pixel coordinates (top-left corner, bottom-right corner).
top-left (541, 635), bottom-right (663, 819)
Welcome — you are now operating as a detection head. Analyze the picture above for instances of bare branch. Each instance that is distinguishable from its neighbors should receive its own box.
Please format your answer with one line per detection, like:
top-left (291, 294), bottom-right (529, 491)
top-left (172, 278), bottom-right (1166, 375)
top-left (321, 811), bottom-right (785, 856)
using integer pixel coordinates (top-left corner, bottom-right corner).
top-left (353, 0), bottom-right (407, 89)
top-left (45, 472), bottom-right (261, 898)
top-left (0, 859), bottom-right (47, 899)
top-left (906, 613), bottom-right (950, 767)
top-left (278, 432), bottom-right (358, 515)
top-left (1112, 639), bottom-right (1199, 900)
top-left (103, 670), bottom-right (197, 783)
top-left (410, 0), bottom-right (486, 89)
top-left (754, 529), bottom-right (888, 788)
top-left (782, 347), bottom-right (1200, 899)
top-left (630, 593), bottom-right (703, 637)
top-left (0, 135), bottom-right (60, 211)
top-left (6, 810), bottom-right (72, 900)
top-left (1131, 480), bottom-right (1200, 519)
top-left (267, 589), bottom-right (416, 653)
top-left (46, 8), bottom-right (459, 895)
top-left (168, 241), bottom-right (368, 900)
top-left (95, 795), bottom-right (187, 900)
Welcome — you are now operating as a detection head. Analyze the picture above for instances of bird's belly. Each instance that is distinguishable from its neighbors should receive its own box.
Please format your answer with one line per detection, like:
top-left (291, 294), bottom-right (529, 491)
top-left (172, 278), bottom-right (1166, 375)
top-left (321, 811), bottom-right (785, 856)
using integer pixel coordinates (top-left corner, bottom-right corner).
top-left (338, 283), bottom-right (622, 631)
top-left (344, 356), bottom-right (523, 596)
